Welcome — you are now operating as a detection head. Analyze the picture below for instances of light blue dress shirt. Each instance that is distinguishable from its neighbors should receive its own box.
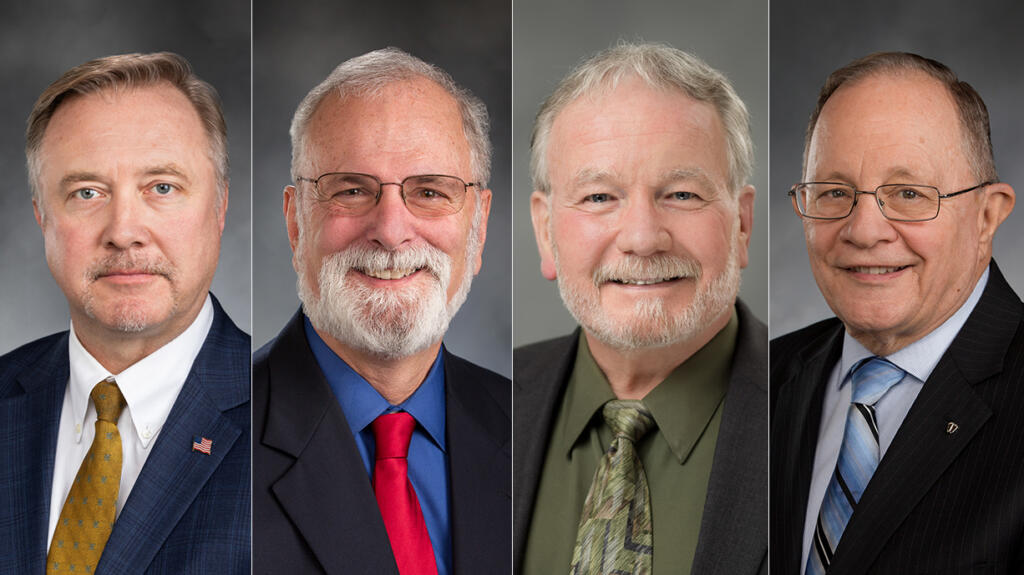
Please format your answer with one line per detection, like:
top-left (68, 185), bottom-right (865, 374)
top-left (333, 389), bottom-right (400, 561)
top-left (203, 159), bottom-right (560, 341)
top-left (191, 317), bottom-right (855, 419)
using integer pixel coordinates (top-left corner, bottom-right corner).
top-left (304, 317), bottom-right (452, 575)
top-left (800, 268), bottom-right (989, 573)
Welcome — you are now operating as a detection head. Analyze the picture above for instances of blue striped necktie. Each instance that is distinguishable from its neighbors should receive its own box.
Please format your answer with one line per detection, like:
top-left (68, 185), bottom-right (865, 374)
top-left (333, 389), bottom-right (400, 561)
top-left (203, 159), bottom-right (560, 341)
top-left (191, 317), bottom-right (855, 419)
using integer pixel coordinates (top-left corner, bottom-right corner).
top-left (807, 357), bottom-right (906, 574)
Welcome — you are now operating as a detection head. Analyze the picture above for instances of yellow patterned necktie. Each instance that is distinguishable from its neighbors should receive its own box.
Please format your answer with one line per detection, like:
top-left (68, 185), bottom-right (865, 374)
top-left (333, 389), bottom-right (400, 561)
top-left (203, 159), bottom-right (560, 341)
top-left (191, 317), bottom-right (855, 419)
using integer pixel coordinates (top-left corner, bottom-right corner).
top-left (47, 380), bottom-right (127, 574)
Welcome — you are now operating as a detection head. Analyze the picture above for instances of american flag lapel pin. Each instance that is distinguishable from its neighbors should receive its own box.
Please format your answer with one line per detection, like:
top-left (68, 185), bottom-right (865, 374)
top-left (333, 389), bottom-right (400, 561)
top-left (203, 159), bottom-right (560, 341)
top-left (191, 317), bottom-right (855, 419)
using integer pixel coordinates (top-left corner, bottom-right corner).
top-left (192, 436), bottom-right (213, 455)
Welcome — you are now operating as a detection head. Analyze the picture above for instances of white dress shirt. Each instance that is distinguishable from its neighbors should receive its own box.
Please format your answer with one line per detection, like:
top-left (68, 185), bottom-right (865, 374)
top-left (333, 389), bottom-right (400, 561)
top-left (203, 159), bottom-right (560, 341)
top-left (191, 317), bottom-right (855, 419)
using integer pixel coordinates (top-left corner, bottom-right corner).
top-left (799, 269), bottom-right (988, 573)
top-left (47, 295), bottom-right (214, 547)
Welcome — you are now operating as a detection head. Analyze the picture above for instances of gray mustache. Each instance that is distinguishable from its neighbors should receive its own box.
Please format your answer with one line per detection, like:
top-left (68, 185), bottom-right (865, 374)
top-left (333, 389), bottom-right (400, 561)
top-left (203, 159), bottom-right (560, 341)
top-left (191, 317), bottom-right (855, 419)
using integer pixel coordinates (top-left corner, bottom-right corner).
top-left (593, 254), bottom-right (701, 285)
top-left (88, 253), bottom-right (175, 281)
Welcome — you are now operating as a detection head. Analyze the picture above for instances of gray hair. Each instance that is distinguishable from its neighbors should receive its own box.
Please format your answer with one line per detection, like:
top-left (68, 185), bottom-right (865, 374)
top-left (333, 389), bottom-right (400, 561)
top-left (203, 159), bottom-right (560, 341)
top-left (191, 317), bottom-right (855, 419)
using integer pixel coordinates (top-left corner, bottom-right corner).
top-left (531, 41), bottom-right (753, 194)
top-left (289, 47), bottom-right (491, 187)
top-left (27, 52), bottom-right (228, 208)
top-left (803, 51), bottom-right (997, 183)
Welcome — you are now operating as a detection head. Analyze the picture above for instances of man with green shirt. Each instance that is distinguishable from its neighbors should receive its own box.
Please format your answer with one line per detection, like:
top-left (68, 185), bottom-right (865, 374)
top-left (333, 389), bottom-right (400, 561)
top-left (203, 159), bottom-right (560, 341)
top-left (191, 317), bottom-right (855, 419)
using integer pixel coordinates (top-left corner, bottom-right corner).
top-left (513, 42), bottom-right (768, 575)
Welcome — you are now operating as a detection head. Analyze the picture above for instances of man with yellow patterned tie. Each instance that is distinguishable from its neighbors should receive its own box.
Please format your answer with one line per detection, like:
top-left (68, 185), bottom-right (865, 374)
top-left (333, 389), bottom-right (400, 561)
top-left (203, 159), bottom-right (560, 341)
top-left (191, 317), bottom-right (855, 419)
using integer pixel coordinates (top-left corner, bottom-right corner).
top-left (0, 52), bottom-right (250, 574)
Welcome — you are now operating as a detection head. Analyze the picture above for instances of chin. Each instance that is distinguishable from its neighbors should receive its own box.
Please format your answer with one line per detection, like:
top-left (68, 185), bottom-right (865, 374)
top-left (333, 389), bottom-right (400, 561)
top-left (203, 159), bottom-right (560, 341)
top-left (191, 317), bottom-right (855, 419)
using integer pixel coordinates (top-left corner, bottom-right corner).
top-left (88, 299), bottom-right (175, 334)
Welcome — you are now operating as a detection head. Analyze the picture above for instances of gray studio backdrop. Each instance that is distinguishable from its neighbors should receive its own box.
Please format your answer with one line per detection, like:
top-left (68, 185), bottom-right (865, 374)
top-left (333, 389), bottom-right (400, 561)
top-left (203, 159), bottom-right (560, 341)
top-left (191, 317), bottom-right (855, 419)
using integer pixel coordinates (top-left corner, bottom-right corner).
top-left (0, 1), bottom-right (251, 354)
top-left (770, 0), bottom-right (1024, 337)
top-left (512, 0), bottom-right (770, 347)
top-left (253, 0), bottom-right (512, 377)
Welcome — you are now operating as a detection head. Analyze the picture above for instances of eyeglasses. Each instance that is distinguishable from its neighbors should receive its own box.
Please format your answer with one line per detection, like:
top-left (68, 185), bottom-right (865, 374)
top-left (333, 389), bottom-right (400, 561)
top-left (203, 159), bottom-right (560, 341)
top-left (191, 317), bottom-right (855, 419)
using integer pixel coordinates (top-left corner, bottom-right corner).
top-left (788, 181), bottom-right (991, 222)
top-left (295, 172), bottom-right (478, 218)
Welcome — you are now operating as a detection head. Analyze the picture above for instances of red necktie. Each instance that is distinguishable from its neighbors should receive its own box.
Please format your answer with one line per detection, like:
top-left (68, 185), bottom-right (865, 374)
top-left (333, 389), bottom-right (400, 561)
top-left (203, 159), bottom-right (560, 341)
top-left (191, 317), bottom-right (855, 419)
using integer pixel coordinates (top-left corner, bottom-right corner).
top-left (371, 412), bottom-right (438, 575)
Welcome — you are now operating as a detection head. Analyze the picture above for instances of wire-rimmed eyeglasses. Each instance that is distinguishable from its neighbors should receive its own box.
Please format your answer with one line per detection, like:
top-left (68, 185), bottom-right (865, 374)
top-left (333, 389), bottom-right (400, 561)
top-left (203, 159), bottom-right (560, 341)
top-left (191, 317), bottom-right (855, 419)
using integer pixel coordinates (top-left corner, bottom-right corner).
top-left (788, 181), bottom-right (991, 222)
top-left (296, 172), bottom-right (479, 218)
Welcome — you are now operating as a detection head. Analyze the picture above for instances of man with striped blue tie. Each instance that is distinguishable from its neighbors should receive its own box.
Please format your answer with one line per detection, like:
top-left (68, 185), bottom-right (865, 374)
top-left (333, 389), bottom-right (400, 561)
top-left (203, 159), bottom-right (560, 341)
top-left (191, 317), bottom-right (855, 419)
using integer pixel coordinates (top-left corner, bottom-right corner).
top-left (772, 52), bottom-right (1024, 574)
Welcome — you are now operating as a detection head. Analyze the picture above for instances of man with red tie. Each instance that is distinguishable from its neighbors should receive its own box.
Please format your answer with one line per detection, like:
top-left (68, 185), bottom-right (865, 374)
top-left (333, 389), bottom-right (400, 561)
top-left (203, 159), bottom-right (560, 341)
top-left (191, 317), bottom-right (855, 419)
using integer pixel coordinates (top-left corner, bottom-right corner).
top-left (253, 48), bottom-right (511, 574)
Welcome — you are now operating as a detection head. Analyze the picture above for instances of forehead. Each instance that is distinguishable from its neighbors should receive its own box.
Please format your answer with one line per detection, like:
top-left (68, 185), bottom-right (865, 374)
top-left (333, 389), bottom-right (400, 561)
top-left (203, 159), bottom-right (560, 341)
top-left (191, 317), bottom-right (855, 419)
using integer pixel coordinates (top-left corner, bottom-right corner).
top-left (38, 84), bottom-right (212, 180)
top-left (303, 77), bottom-right (471, 177)
top-left (807, 71), bottom-right (968, 181)
top-left (546, 78), bottom-right (729, 188)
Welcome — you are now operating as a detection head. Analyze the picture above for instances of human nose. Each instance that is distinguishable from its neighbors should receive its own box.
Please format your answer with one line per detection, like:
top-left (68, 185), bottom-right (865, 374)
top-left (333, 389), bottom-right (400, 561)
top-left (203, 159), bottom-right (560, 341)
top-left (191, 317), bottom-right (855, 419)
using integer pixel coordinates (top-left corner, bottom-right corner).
top-left (614, 195), bottom-right (671, 256)
top-left (839, 190), bottom-right (899, 247)
top-left (365, 182), bottom-right (417, 250)
top-left (101, 190), bottom-right (150, 249)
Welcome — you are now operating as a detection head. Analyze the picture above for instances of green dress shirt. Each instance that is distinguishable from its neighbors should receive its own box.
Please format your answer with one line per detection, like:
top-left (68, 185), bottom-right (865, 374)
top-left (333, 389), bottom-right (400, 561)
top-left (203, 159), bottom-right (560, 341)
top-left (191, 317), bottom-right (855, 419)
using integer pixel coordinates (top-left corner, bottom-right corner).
top-left (522, 309), bottom-right (738, 575)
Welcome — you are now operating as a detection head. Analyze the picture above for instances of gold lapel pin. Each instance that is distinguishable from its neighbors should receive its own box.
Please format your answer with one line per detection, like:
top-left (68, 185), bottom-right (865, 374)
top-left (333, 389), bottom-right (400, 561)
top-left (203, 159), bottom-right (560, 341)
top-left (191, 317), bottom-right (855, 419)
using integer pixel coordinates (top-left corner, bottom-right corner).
top-left (946, 421), bottom-right (959, 434)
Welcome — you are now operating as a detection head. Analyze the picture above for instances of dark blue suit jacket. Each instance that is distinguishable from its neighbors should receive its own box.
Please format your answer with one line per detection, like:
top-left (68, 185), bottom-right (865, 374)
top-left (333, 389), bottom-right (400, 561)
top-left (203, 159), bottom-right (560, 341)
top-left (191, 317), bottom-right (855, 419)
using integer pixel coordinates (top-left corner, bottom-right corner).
top-left (252, 310), bottom-right (511, 574)
top-left (0, 295), bottom-right (251, 574)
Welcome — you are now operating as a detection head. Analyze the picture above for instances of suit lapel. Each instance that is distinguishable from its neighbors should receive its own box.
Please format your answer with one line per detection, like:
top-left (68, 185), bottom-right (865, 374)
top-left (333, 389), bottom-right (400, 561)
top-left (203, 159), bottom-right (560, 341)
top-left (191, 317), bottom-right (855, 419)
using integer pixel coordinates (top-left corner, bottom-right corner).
top-left (99, 372), bottom-right (241, 572)
top-left (692, 303), bottom-right (768, 574)
top-left (261, 314), bottom-right (398, 575)
top-left (829, 263), bottom-right (1020, 573)
top-left (511, 331), bottom-right (578, 572)
top-left (0, 334), bottom-right (67, 573)
top-left (774, 323), bottom-right (843, 572)
top-left (97, 302), bottom-right (247, 573)
top-left (445, 351), bottom-right (511, 574)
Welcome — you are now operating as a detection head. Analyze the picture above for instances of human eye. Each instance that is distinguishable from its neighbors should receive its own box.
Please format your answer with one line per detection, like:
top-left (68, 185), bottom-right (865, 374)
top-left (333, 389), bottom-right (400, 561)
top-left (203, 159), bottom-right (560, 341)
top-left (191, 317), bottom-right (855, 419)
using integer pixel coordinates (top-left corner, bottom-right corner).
top-left (150, 183), bottom-right (178, 196)
top-left (660, 187), bottom-right (710, 211)
top-left (897, 187), bottom-right (923, 200)
top-left (334, 186), bottom-right (371, 197)
top-left (666, 190), bottom-right (707, 203)
top-left (408, 186), bottom-right (451, 201)
top-left (569, 186), bottom-right (620, 213)
top-left (73, 187), bottom-right (101, 200)
top-left (582, 193), bottom-right (613, 204)
top-left (818, 186), bottom-right (850, 200)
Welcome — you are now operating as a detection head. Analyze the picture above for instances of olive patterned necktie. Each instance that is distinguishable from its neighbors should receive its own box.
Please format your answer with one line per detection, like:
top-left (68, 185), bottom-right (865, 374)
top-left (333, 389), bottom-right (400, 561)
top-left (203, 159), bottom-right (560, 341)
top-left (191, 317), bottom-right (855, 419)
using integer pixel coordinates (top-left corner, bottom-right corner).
top-left (570, 399), bottom-right (656, 575)
top-left (47, 380), bottom-right (127, 574)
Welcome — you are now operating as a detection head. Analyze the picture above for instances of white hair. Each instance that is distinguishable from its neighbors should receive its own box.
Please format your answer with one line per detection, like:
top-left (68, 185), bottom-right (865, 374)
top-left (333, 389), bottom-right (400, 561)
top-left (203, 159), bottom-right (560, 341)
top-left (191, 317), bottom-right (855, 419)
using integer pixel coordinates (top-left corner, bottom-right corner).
top-left (531, 41), bottom-right (753, 194)
top-left (289, 47), bottom-right (491, 187)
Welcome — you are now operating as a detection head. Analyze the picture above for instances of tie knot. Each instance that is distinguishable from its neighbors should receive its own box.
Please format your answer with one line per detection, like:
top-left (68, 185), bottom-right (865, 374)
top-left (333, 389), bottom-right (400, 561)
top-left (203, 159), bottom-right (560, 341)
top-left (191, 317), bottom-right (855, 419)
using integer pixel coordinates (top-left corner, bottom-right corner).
top-left (602, 400), bottom-right (655, 443)
top-left (850, 357), bottom-right (906, 406)
top-left (90, 380), bottom-right (126, 423)
top-left (372, 412), bottom-right (416, 460)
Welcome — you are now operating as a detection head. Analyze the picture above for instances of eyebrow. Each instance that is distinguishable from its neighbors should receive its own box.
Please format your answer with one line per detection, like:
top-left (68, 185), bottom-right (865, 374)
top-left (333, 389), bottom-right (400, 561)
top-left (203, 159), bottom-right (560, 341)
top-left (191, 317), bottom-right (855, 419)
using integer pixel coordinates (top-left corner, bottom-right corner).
top-left (570, 167), bottom-right (717, 188)
top-left (813, 167), bottom-right (924, 185)
top-left (570, 168), bottom-right (617, 189)
top-left (659, 167), bottom-right (717, 190)
top-left (59, 171), bottom-right (106, 188)
top-left (140, 164), bottom-right (192, 185)
top-left (58, 164), bottom-right (192, 189)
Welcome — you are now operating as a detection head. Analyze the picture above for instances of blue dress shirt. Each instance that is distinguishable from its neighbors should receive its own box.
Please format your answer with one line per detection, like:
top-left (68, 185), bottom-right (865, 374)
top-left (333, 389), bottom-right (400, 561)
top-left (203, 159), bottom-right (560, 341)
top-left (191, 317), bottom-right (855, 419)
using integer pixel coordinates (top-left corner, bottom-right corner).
top-left (304, 317), bottom-right (452, 575)
top-left (800, 268), bottom-right (989, 573)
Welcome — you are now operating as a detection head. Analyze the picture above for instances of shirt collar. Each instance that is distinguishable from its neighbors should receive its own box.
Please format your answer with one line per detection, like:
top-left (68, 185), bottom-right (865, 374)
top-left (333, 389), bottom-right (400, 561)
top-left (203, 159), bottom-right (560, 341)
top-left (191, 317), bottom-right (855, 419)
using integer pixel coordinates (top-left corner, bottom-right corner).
top-left (838, 267), bottom-right (989, 386)
top-left (561, 307), bottom-right (738, 464)
top-left (67, 294), bottom-right (214, 448)
top-left (303, 315), bottom-right (447, 451)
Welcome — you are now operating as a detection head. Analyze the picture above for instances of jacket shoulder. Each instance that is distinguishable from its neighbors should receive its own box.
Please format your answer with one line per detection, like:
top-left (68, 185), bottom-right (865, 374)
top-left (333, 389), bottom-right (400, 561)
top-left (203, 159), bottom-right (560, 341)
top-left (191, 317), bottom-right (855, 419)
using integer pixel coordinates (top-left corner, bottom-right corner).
top-left (0, 332), bottom-right (68, 395)
top-left (770, 316), bottom-right (843, 359)
top-left (445, 350), bottom-right (511, 415)
top-left (0, 331), bottom-right (66, 369)
top-left (514, 333), bottom-right (578, 380)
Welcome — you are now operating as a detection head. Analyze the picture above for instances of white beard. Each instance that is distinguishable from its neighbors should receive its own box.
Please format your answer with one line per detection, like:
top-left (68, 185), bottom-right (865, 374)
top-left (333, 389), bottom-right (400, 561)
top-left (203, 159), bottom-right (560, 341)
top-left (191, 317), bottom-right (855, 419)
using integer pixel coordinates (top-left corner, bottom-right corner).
top-left (295, 197), bottom-right (482, 359)
top-left (554, 226), bottom-right (741, 351)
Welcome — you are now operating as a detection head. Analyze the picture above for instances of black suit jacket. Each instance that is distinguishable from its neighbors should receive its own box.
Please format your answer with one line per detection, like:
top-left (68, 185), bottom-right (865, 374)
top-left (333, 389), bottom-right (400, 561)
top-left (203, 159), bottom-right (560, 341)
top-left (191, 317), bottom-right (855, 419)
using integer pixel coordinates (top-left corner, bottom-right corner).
top-left (0, 295), bottom-right (251, 574)
top-left (513, 300), bottom-right (768, 575)
top-left (771, 261), bottom-right (1024, 574)
top-left (253, 310), bottom-right (511, 574)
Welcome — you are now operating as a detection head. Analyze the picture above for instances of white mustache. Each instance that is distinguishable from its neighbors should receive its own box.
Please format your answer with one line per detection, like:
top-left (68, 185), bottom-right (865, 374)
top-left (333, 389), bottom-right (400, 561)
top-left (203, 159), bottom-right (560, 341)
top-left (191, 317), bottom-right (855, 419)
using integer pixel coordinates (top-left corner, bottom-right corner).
top-left (331, 242), bottom-right (451, 284)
